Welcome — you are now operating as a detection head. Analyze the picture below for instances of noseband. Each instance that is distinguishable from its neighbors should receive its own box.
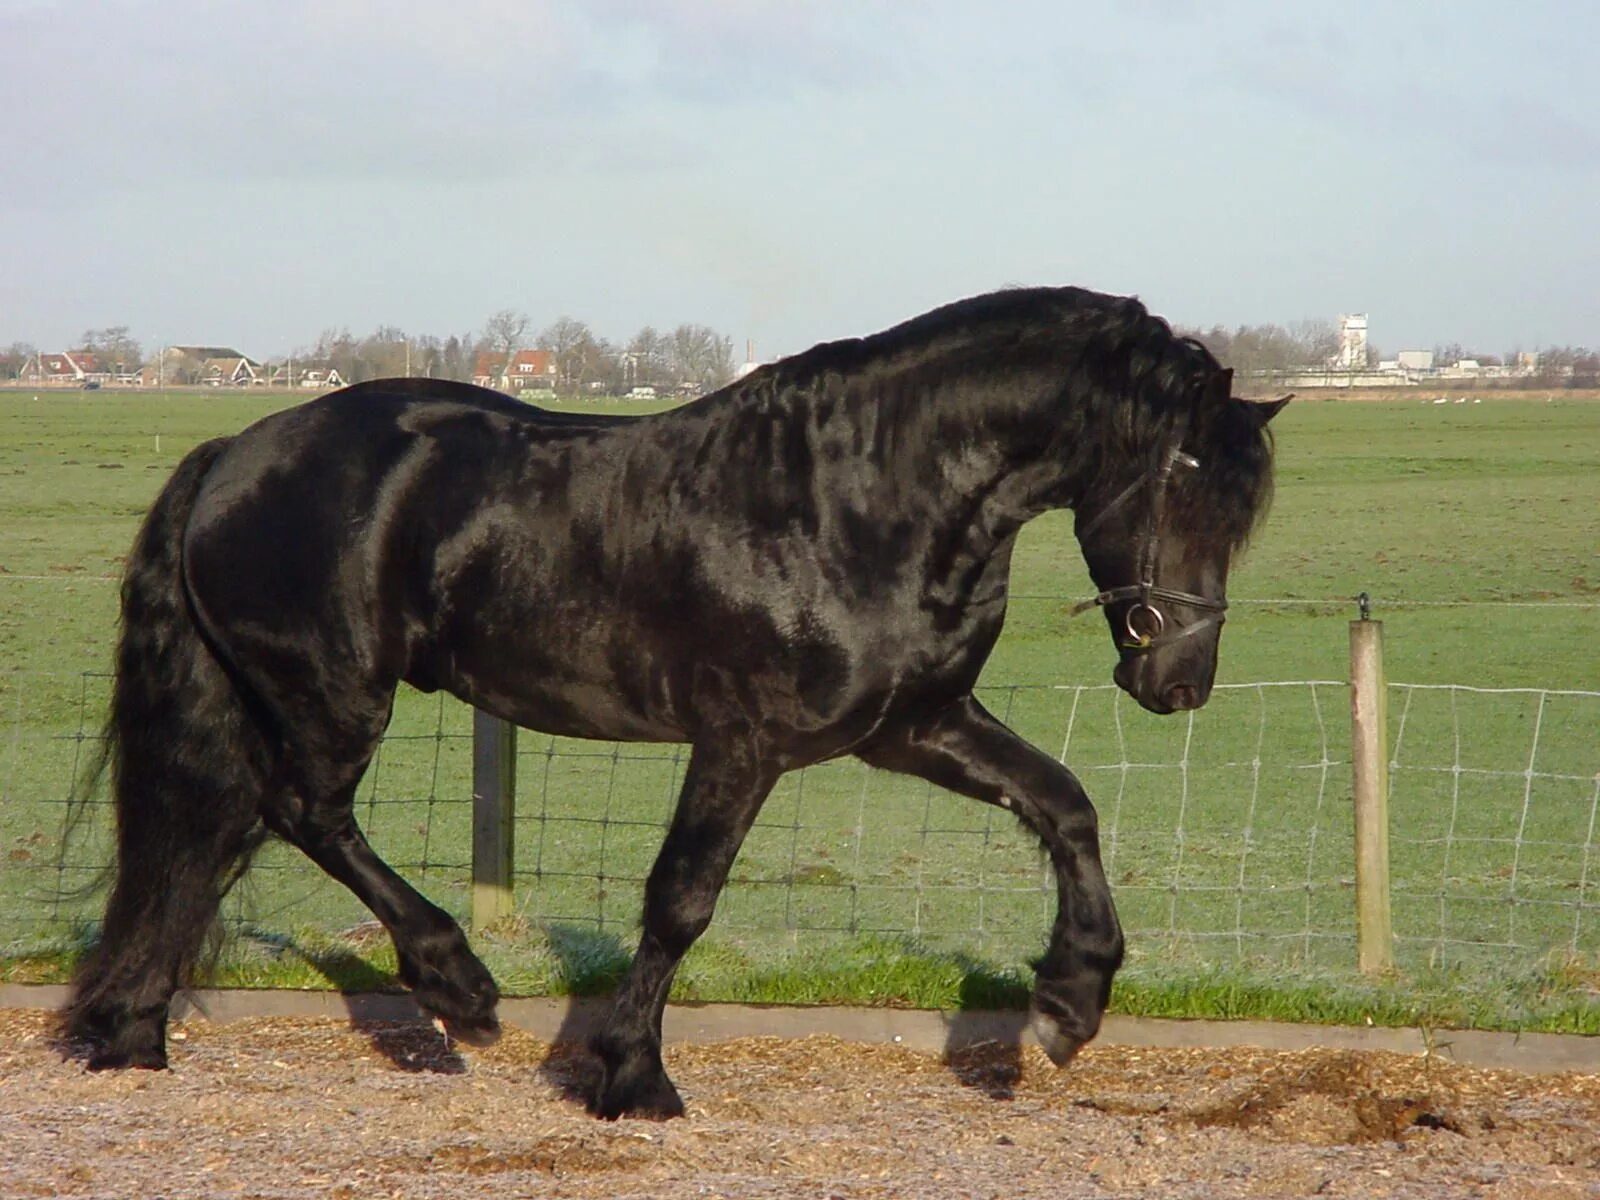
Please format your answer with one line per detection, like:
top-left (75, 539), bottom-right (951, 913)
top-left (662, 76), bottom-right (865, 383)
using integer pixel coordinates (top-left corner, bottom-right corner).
top-left (1070, 435), bottom-right (1228, 653)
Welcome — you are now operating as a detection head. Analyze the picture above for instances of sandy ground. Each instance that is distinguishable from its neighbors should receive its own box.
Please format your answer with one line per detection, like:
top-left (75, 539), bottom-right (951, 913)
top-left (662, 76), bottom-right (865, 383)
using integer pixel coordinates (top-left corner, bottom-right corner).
top-left (2, 1008), bottom-right (1597, 1199)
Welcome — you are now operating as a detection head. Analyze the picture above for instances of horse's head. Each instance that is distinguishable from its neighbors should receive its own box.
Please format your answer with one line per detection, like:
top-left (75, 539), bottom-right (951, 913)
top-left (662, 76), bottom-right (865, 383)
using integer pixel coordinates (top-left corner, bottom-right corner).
top-left (1074, 370), bottom-right (1286, 714)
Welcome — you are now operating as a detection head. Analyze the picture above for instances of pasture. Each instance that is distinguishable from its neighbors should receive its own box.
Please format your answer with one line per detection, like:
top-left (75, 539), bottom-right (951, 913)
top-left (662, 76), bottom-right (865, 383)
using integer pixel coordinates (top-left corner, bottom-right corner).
top-left (1, 388), bottom-right (1598, 1030)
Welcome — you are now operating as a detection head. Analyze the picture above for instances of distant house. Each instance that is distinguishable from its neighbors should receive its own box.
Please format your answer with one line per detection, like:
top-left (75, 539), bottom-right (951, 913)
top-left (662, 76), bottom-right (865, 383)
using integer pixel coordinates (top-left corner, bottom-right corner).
top-left (199, 356), bottom-right (264, 386)
top-left (143, 345), bottom-right (263, 386)
top-left (19, 350), bottom-right (108, 386)
top-left (473, 349), bottom-right (556, 391)
top-left (297, 366), bottom-right (347, 389)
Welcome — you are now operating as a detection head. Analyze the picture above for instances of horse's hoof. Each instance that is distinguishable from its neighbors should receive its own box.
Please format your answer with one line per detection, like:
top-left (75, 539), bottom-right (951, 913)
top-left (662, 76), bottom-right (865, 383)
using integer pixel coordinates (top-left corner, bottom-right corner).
top-left (87, 1046), bottom-right (168, 1072)
top-left (437, 1013), bottom-right (502, 1048)
top-left (589, 1069), bottom-right (686, 1121)
top-left (1029, 1010), bottom-right (1085, 1067)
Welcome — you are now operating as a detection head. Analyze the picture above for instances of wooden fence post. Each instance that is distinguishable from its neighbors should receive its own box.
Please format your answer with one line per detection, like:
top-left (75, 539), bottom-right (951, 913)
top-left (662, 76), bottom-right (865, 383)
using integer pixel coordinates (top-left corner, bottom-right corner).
top-left (471, 709), bottom-right (516, 931)
top-left (1349, 611), bottom-right (1395, 974)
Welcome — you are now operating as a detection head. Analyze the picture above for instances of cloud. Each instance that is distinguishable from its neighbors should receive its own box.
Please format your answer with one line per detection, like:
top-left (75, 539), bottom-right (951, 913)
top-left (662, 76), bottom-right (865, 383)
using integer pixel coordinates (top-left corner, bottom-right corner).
top-left (0, 0), bottom-right (889, 200)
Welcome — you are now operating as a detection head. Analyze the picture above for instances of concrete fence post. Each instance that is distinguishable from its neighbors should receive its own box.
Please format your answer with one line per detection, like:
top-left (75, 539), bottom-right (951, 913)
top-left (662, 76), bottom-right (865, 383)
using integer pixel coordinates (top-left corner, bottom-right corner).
top-left (1349, 614), bottom-right (1395, 974)
top-left (471, 709), bottom-right (517, 930)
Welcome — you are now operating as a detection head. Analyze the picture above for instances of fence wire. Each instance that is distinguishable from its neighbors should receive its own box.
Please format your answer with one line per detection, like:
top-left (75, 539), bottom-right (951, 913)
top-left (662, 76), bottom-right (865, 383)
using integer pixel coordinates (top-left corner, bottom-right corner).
top-left (2, 672), bottom-right (1598, 981)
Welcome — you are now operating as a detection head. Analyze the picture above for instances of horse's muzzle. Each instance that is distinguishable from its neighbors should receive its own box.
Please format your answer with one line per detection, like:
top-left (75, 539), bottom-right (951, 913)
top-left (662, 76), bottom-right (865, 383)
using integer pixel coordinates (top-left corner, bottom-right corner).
top-left (1114, 658), bottom-right (1211, 715)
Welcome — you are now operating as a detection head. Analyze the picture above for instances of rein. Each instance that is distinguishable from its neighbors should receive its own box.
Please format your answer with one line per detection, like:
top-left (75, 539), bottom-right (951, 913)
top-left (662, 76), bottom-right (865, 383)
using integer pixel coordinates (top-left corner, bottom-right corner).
top-left (1069, 429), bottom-right (1228, 653)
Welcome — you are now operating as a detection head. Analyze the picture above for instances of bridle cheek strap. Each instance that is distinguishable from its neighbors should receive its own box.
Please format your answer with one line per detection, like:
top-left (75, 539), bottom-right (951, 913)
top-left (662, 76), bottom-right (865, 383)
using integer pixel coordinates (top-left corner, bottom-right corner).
top-left (1070, 439), bottom-right (1228, 654)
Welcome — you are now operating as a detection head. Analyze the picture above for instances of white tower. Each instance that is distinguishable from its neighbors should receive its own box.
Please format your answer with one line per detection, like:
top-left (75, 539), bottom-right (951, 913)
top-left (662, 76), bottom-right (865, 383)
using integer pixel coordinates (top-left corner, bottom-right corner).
top-left (1335, 314), bottom-right (1369, 370)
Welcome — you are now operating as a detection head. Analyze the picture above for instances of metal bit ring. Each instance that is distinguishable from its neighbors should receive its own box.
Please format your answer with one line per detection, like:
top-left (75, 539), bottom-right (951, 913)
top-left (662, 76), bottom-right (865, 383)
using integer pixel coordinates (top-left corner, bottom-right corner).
top-left (1123, 603), bottom-right (1165, 647)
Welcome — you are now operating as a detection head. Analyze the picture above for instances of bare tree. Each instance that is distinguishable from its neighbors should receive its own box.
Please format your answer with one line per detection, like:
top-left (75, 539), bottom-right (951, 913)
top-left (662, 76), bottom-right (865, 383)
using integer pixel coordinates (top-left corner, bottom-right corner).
top-left (667, 324), bottom-right (735, 393)
top-left (2, 341), bottom-right (37, 380)
top-left (309, 327), bottom-right (364, 383)
top-left (440, 333), bottom-right (473, 382)
top-left (626, 327), bottom-right (669, 389)
top-left (358, 325), bottom-right (411, 379)
top-left (1287, 319), bottom-right (1339, 365)
top-left (542, 316), bottom-right (608, 394)
top-left (1179, 321), bottom-right (1342, 377)
top-left (482, 309), bottom-right (531, 388)
top-left (81, 326), bottom-right (143, 377)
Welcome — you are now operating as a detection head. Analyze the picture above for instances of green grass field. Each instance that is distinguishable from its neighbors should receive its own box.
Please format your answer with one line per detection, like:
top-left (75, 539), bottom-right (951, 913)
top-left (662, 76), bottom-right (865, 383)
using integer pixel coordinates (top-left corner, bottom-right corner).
top-left (2, 388), bottom-right (1597, 1031)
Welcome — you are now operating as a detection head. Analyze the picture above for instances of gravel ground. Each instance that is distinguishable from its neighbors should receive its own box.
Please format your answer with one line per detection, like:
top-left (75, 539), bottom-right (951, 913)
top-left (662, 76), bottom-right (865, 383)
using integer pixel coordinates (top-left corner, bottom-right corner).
top-left (2, 1008), bottom-right (1597, 1199)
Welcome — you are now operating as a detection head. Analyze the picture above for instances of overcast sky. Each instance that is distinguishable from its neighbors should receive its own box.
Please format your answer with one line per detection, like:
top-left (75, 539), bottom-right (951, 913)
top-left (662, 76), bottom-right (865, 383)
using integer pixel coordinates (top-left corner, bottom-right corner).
top-left (4, 0), bottom-right (1598, 360)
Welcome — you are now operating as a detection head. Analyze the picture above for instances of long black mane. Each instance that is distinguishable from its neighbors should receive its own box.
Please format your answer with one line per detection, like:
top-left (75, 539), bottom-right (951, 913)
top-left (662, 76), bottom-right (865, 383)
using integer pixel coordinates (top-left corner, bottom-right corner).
top-left (714, 285), bottom-right (1274, 547)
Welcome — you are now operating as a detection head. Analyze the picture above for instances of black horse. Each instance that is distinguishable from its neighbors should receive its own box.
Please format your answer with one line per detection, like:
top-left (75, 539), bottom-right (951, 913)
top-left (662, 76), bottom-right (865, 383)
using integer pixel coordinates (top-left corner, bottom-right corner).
top-left (66, 286), bottom-right (1284, 1118)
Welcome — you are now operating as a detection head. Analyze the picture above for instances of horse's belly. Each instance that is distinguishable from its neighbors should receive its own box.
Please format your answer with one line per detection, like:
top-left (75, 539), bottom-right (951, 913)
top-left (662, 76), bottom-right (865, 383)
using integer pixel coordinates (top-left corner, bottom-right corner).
top-left (495, 683), bottom-right (688, 744)
top-left (424, 655), bottom-right (690, 745)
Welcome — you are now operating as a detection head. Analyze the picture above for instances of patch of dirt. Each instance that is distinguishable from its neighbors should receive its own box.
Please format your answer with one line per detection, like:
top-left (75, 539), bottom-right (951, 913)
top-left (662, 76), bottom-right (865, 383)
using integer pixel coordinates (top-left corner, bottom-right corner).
top-left (3, 1008), bottom-right (1598, 1199)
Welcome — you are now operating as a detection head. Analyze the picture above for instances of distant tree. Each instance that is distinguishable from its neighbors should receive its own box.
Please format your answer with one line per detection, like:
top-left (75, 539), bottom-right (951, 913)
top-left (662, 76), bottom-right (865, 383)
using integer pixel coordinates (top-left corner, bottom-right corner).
top-left (81, 326), bottom-right (143, 376)
top-left (1287, 318), bottom-right (1340, 365)
top-left (440, 333), bottom-right (473, 382)
top-left (1180, 319), bottom-right (1342, 376)
top-left (310, 327), bottom-right (364, 383)
top-left (358, 325), bottom-right (411, 378)
top-left (589, 338), bottom-right (626, 394)
top-left (1532, 345), bottom-right (1599, 387)
top-left (482, 309), bottom-right (531, 386)
top-left (1, 341), bottom-right (36, 380)
top-left (407, 334), bottom-right (442, 378)
top-left (541, 316), bottom-right (611, 394)
top-left (625, 327), bottom-right (669, 389)
top-left (666, 324), bottom-right (735, 392)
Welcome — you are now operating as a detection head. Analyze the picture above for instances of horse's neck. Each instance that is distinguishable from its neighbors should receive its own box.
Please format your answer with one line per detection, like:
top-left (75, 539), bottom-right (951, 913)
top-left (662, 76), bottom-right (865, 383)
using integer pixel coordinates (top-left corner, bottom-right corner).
top-left (857, 368), bottom-right (1079, 593)
top-left (880, 368), bottom-right (1072, 520)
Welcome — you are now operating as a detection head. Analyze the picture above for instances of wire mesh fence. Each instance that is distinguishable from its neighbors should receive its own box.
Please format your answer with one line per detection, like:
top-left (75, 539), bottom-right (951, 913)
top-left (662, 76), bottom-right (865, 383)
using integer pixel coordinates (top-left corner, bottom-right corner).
top-left (3, 668), bottom-right (1597, 984)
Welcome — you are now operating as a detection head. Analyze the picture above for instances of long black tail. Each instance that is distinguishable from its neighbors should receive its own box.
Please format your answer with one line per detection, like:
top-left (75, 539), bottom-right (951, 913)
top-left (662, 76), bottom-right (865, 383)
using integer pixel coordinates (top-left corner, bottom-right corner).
top-left (66, 436), bottom-right (274, 1066)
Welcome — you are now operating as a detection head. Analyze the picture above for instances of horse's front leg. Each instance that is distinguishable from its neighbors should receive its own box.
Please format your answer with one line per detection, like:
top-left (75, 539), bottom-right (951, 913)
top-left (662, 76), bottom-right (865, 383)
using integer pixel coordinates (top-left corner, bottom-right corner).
top-left (858, 694), bottom-right (1123, 1065)
top-left (591, 740), bottom-right (778, 1119)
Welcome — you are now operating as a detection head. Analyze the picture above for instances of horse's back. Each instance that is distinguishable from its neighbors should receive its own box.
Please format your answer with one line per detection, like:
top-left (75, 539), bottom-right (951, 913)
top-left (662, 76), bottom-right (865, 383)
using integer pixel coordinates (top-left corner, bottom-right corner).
top-left (331, 377), bottom-right (648, 429)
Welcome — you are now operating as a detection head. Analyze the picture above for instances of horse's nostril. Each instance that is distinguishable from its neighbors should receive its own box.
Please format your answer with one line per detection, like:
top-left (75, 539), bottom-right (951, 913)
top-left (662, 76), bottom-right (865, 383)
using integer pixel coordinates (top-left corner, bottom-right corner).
top-left (1164, 684), bottom-right (1201, 711)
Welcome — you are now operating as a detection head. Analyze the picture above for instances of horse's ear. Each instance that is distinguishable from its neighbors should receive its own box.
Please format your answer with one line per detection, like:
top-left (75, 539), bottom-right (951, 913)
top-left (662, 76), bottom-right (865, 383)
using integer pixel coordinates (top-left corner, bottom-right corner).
top-left (1245, 394), bottom-right (1292, 427)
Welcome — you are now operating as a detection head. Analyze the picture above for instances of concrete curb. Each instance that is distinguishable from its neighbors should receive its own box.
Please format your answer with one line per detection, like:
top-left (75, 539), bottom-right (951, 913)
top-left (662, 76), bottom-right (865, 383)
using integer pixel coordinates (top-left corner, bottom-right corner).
top-left (7, 983), bottom-right (1596, 1075)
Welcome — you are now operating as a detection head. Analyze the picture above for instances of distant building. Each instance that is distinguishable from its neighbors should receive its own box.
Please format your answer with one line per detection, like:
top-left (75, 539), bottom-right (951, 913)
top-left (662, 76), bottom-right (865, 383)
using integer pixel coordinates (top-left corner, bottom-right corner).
top-left (297, 366), bottom-right (347, 389)
top-left (734, 339), bottom-right (764, 381)
top-left (473, 349), bottom-right (556, 391)
top-left (1333, 314), bottom-right (1369, 370)
top-left (198, 356), bottom-right (264, 386)
top-left (142, 346), bottom-right (263, 386)
top-left (1396, 351), bottom-right (1434, 372)
top-left (18, 350), bottom-right (109, 386)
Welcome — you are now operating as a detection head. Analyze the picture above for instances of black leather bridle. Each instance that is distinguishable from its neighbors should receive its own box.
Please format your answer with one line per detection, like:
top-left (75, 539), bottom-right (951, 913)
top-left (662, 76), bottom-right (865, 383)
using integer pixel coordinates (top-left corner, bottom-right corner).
top-left (1070, 431), bottom-right (1228, 653)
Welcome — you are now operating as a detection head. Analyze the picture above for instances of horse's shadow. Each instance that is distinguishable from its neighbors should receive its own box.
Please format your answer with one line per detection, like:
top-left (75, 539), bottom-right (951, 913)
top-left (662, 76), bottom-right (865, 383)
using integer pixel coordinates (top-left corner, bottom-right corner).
top-left (941, 960), bottom-right (1032, 1101)
top-left (258, 931), bottom-right (470, 1075)
top-left (530, 924), bottom-right (630, 1106)
top-left (216, 931), bottom-right (1036, 1098)
top-left (526, 936), bottom-right (1037, 1106)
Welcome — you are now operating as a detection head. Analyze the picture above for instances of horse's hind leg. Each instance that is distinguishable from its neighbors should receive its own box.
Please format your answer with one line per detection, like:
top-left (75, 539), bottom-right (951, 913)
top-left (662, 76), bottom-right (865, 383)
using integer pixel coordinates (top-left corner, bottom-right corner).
top-left (68, 797), bottom-right (265, 1070)
top-left (591, 740), bottom-right (778, 1119)
top-left (269, 761), bottom-right (501, 1046)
